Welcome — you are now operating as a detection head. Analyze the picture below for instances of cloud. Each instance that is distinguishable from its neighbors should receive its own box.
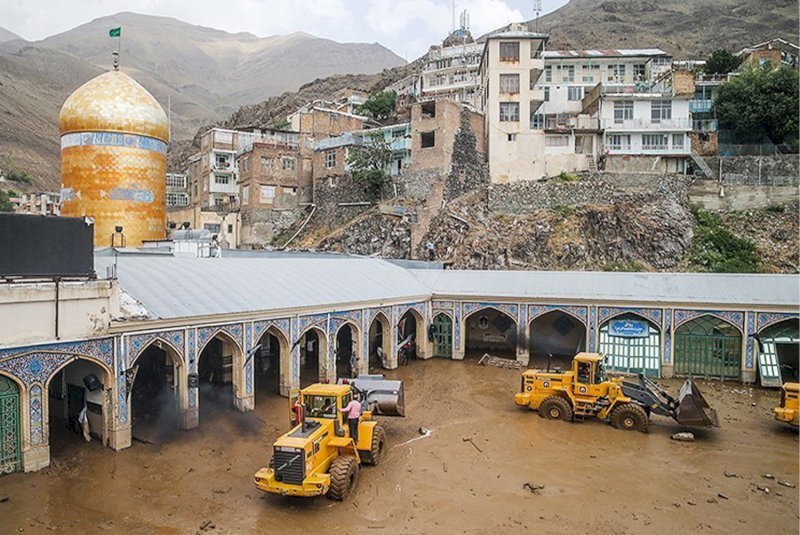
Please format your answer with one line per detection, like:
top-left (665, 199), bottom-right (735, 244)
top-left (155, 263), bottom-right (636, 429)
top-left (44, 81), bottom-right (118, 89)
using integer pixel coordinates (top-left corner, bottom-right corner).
top-left (0, 0), bottom-right (539, 58)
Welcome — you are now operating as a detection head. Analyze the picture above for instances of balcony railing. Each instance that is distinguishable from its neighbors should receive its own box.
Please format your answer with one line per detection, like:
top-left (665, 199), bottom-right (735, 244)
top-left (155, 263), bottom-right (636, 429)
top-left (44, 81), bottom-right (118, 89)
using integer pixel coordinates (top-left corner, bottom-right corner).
top-left (602, 118), bottom-right (692, 130)
top-left (544, 116), bottom-right (600, 131)
top-left (689, 99), bottom-right (713, 113)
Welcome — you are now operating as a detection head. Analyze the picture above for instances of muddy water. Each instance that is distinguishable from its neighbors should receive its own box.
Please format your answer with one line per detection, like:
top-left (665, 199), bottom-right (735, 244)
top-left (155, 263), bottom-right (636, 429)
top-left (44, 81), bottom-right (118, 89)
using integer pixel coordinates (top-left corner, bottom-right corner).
top-left (1, 360), bottom-right (797, 534)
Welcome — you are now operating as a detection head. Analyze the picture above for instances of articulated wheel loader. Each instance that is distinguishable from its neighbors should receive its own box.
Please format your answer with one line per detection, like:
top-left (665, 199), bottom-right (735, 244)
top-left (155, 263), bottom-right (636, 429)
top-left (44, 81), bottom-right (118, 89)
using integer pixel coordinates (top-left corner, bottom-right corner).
top-left (773, 382), bottom-right (799, 429)
top-left (515, 352), bottom-right (719, 432)
top-left (254, 375), bottom-right (404, 501)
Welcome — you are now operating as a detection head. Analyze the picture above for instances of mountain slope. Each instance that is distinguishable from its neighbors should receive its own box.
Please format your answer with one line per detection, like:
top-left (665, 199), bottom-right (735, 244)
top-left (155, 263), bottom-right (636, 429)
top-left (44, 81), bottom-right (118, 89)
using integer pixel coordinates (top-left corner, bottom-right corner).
top-left (0, 26), bottom-right (21, 43)
top-left (529, 0), bottom-right (799, 57)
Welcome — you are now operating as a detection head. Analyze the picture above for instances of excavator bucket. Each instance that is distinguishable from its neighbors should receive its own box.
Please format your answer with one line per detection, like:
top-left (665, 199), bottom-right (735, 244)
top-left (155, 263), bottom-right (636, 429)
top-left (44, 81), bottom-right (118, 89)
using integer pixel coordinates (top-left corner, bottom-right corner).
top-left (674, 379), bottom-right (719, 427)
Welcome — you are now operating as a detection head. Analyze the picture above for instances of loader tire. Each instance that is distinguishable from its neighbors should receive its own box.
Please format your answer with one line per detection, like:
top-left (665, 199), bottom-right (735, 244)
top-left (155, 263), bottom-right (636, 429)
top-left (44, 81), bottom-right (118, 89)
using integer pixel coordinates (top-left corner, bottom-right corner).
top-left (539, 396), bottom-right (573, 422)
top-left (365, 425), bottom-right (386, 466)
top-left (611, 403), bottom-right (649, 432)
top-left (328, 455), bottom-right (359, 501)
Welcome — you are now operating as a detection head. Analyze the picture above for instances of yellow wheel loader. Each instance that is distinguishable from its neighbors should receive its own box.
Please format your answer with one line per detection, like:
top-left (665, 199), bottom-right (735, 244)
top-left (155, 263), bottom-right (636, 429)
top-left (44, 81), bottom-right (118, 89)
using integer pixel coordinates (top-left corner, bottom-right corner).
top-left (773, 382), bottom-right (799, 429)
top-left (254, 375), bottom-right (404, 501)
top-left (515, 352), bottom-right (719, 432)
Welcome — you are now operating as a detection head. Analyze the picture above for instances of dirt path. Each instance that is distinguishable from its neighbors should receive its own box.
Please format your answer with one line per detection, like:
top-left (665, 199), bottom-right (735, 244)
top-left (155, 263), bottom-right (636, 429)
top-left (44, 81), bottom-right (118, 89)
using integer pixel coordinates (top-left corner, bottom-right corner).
top-left (0, 360), bottom-right (797, 534)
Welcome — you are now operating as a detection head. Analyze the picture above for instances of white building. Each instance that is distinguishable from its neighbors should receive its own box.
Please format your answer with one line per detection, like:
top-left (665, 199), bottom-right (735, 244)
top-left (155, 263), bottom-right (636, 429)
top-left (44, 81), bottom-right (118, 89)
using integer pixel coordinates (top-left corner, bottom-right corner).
top-left (420, 29), bottom-right (483, 108)
top-left (478, 25), bottom-right (550, 183)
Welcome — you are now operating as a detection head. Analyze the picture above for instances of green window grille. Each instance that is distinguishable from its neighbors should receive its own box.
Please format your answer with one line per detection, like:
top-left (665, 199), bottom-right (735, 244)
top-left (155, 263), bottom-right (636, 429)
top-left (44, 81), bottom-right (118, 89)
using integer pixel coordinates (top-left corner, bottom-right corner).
top-left (0, 376), bottom-right (21, 475)
top-left (432, 314), bottom-right (453, 358)
top-left (674, 315), bottom-right (742, 380)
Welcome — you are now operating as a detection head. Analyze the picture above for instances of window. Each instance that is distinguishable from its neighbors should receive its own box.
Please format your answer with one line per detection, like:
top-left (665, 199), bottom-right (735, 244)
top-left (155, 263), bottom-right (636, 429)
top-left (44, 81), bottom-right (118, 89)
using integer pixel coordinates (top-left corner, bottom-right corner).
top-left (325, 150), bottom-right (336, 169)
top-left (165, 192), bottom-right (189, 207)
top-left (543, 87), bottom-right (550, 102)
top-left (642, 134), bottom-right (669, 150)
top-left (651, 100), bottom-right (672, 123)
top-left (227, 224), bottom-right (233, 233)
top-left (241, 186), bottom-right (250, 204)
top-left (545, 135), bottom-right (570, 147)
top-left (261, 156), bottom-right (273, 169)
top-left (204, 223), bottom-right (220, 234)
top-left (608, 64), bottom-right (626, 81)
top-left (214, 174), bottom-right (230, 185)
top-left (499, 102), bottom-right (519, 122)
top-left (421, 101), bottom-right (436, 118)
top-left (166, 174), bottom-right (186, 188)
top-left (193, 182), bottom-right (198, 197)
top-left (229, 195), bottom-right (236, 205)
top-left (672, 134), bottom-right (685, 149)
top-left (420, 131), bottom-right (435, 148)
top-left (634, 64), bottom-right (646, 81)
top-left (607, 134), bottom-right (631, 150)
top-left (215, 154), bottom-right (230, 168)
top-left (567, 87), bottom-right (583, 101)
top-left (499, 42), bottom-right (519, 62)
top-left (507, 133), bottom-right (517, 141)
top-left (260, 185), bottom-right (276, 202)
top-left (282, 157), bottom-right (296, 171)
top-left (241, 155), bottom-right (249, 173)
top-left (499, 73), bottom-right (520, 94)
top-left (562, 65), bottom-right (575, 83)
top-left (544, 65), bottom-right (552, 82)
top-left (282, 186), bottom-right (298, 195)
top-left (530, 112), bottom-right (544, 130)
top-left (613, 101), bottom-right (634, 123)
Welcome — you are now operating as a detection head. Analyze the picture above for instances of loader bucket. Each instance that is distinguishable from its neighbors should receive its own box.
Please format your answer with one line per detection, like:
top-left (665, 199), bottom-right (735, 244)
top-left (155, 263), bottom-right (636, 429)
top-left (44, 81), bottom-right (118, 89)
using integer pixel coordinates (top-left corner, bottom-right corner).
top-left (674, 379), bottom-right (719, 427)
top-left (345, 375), bottom-right (405, 417)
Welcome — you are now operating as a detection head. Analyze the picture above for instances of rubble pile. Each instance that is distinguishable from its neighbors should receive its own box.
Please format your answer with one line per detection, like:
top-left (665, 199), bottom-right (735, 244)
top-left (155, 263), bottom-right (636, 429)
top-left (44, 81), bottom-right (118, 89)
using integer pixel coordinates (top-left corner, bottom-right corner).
top-left (717, 204), bottom-right (799, 273)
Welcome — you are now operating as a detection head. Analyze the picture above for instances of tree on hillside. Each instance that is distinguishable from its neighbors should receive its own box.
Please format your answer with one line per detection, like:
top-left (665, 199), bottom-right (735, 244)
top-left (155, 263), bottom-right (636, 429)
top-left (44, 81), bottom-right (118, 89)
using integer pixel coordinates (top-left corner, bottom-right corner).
top-left (358, 90), bottom-right (397, 121)
top-left (704, 49), bottom-right (741, 75)
top-left (0, 189), bottom-right (15, 212)
top-left (269, 118), bottom-right (291, 131)
top-left (715, 64), bottom-right (800, 145)
top-left (346, 133), bottom-right (393, 199)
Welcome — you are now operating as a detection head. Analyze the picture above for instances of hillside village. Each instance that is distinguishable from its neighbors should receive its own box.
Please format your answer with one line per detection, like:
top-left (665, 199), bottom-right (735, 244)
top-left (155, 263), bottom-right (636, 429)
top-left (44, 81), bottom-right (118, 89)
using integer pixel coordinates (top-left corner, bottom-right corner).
top-left (158, 26), bottom-right (799, 273)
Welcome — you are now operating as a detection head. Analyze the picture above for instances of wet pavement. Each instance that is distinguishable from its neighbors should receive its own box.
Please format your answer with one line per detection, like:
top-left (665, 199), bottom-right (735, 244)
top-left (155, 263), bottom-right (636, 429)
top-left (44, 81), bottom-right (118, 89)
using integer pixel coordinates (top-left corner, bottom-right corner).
top-left (0, 359), bottom-right (797, 534)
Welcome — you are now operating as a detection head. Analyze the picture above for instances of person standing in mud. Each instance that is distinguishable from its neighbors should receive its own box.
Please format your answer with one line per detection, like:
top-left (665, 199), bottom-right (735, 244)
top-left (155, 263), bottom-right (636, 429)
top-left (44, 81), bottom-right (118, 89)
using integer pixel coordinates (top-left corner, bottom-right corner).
top-left (340, 396), bottom-right (362, 442)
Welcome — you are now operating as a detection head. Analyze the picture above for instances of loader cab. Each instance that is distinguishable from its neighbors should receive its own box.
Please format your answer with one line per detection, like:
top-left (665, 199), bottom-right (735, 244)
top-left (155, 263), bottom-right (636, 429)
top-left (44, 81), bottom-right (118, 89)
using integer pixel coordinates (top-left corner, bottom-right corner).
top-left (572, 353), bottom-right (608, 397)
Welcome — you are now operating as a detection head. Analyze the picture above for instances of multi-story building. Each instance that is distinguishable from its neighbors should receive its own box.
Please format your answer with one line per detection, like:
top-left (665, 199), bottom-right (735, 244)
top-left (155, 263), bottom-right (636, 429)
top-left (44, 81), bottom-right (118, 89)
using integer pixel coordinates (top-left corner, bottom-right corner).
top-left (165, 173), bottom-right (189, 208)
top-left (407, 99), bottom-right (484, 174)
top-left (313, 123), bottom-right (412, 182)
top-left (288, 101), bottom-right (370, 138)
top-left (237, 133), bottom-right (308, 246)
top-left (12, 192), bottom-right (60, 215)
top-left (420, 29), bottom-right (483, 108)
top-left (738, 38), bottom-right (799, 69)
top-left (478, 25), bottom-right (549, 183)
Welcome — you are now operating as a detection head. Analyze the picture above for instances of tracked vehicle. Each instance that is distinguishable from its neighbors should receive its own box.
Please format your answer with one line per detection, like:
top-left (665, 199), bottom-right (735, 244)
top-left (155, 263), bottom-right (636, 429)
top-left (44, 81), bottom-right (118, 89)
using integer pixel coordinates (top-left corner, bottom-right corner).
top-left (515, 353), bottom-right (719, 432)
top-left (254, 375), bottom-right (404, 500)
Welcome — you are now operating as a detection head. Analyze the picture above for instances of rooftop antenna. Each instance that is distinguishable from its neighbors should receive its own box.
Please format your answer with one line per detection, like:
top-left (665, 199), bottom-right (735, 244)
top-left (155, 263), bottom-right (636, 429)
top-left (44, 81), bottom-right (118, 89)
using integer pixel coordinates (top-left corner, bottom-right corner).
top-left (452, 0), bottom-right (457, 33)
top-left (533, 0), bottom-right (543, 33)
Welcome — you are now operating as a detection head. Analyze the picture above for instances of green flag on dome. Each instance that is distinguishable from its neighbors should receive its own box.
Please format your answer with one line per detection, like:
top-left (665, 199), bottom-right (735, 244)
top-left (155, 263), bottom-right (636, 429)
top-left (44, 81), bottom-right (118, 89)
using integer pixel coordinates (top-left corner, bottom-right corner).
top-left (109, 27), bottom-right (121, 38)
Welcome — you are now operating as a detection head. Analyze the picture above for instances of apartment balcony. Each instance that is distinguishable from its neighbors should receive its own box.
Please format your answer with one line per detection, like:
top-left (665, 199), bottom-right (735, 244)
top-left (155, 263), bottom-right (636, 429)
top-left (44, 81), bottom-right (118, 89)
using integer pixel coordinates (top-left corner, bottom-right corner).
top-left (605, 145), bottom-right (691, 156)
top-left (201, 200), bottom-right (240, 213)
top-left (602, 118), bottom-right (692, 131)
top-left (390, 138), bottom-right (412, 151)
top-left (544, 116), bottom-right (601, 132)
top-left (689, 99), bottom-right (713, 113)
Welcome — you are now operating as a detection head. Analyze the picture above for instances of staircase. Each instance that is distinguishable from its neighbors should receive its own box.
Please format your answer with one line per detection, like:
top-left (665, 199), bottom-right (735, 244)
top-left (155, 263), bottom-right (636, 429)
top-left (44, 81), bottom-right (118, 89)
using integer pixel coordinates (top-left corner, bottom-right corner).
top-left (690, 151), bottom-right (714, 178)
top-left (410, 180), bottom-right (446, 259)
top-left (573, 398), bottom-right (595, 422)
top-left (586, 155), bottom-right (599, 176)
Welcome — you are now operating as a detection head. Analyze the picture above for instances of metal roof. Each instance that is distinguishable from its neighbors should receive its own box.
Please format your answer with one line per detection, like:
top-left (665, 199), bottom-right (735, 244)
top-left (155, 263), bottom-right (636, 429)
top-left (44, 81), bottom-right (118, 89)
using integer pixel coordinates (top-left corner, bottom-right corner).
top-left (410, 270), bottom-right (800, 307)
top-left (95, 256), bottom-right (432, 320)
top-left (543, 49), bottom-right (668, 59)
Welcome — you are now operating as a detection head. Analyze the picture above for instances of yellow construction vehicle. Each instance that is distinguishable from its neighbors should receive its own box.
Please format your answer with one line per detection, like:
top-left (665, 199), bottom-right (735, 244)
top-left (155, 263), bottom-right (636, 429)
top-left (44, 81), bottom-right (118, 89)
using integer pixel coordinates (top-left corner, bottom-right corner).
top-left (773, 382), bottom-right (799, 428)
top-left (515, 352), bottom-right (718, 432)
top-left (254, 375), bottom-right (404, 500)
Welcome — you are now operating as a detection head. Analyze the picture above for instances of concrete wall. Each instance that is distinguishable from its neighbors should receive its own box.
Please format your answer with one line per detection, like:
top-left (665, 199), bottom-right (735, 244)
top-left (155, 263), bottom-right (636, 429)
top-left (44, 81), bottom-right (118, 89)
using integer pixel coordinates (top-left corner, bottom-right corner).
top-left (0, 281), bottom-right (113, 346)
top-left (702, 154), bottom-right (800, 183)
top-left (688, 180), bottom-right (800, 211)
top-left (603, 155), bottom-right (687, 174)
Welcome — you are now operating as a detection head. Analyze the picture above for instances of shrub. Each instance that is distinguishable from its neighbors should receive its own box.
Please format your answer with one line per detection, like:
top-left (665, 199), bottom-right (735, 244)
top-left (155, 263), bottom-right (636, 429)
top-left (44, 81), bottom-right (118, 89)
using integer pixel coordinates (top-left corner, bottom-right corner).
top-left (554, 171), bottom-right (578, 182)
top-left (552, 204), bottom-right (573, 218)
top-left (689, 209), bottom-right (760, 273)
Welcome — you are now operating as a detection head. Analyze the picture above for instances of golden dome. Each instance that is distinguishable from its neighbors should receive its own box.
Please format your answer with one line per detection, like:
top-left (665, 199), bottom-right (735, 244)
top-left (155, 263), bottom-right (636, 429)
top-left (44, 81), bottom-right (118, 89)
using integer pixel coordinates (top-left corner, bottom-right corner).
top-left (59, 70), bottom-right (169, 142)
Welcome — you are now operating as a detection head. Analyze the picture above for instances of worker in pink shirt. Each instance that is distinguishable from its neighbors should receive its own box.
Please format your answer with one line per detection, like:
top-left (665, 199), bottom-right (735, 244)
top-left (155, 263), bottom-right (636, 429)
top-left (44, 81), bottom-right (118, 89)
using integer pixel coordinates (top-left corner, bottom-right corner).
top-left (340, 397), bottom-right (362, 443)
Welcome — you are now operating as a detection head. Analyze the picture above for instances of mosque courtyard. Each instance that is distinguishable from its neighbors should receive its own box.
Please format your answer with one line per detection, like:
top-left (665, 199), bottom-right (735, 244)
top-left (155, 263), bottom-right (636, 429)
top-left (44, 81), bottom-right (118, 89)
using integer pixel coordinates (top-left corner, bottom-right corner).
top-left (1, 359), bottom-right (796, 534)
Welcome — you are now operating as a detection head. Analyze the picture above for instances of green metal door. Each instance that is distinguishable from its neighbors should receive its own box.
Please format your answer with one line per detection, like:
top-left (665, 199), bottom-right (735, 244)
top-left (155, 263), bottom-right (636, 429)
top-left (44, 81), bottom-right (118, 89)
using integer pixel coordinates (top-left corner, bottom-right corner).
top-left (674, 316), bottom-right (742, 380)
top-left (599, 315), bottom-right (661, 377)
top-left (432, 314), bottom-right (453, 358)
top-left (0, 376), bottom-right (21, 475)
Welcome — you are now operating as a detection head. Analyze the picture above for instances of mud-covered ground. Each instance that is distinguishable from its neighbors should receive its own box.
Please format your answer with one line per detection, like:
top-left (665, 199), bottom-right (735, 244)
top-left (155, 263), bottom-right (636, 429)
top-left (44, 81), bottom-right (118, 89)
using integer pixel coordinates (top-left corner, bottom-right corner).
top-left (1, 359), bottom-right (798, 534)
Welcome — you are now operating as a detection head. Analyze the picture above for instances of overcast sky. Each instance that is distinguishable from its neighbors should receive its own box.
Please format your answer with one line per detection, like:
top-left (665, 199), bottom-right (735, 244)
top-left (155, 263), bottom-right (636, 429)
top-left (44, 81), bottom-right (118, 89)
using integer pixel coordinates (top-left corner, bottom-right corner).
top-left (1, 0), bottom-right (569, 60)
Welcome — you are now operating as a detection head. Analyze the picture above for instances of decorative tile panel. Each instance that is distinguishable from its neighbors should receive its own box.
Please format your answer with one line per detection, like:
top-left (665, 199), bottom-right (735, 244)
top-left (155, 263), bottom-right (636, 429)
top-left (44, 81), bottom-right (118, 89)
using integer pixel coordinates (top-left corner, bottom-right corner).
top-left (29, 384), bottom-right (43, 445)
top-left (127, 330), bottom-right (185, 367)
top-left (197, 323), bottom-right (243, 355)
top-left (745, 313), bottom-right (757, 369)
top-left (757, 312), bottom-right (799, 332)
top-left (598, 307), bottom-right (662, 326)
top-left (0, 338), bottom-right (114, 378)
top-left (663, 309), bottom-right (673, 365)
top-left (462, 302), bottom-right (519, 323)
top-left (588, 307), bottom-right (597, 352)
top-left (527, 305), bottom-right (588, 326)
top-left (253, 318), bottom-right (291, 343)
top-left (674, 309), bottom-right (744, 333)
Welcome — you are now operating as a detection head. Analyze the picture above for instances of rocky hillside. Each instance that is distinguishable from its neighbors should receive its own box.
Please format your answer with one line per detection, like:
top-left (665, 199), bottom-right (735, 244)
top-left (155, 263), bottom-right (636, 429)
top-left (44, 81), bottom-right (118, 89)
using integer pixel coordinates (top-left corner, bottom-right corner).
top-left (526, 0), bottom-right (799, 57)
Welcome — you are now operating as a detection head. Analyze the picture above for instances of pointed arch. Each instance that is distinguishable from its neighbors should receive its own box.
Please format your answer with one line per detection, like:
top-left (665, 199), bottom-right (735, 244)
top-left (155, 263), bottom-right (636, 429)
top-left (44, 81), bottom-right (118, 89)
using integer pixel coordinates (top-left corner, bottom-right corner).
top-left (674, 314), bottom-right (742, 379)
top-left (462, 306), bottom-right (518, 360)
top-left (298, 326), bottom-right (329, 385)
top-left (599, 311), bottom-right (662, 377)
top-left (255, 324), bottom-right (292, 397)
